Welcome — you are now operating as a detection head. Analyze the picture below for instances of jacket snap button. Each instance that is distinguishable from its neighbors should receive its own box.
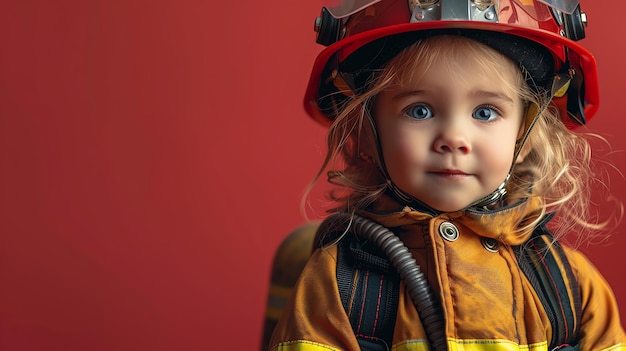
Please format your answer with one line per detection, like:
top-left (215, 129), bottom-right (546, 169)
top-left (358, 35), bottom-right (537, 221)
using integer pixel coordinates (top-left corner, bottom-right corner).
top-left (439, 222), bottom-right (459, 241)
top-left (481, 237), bottom-right (499, 252)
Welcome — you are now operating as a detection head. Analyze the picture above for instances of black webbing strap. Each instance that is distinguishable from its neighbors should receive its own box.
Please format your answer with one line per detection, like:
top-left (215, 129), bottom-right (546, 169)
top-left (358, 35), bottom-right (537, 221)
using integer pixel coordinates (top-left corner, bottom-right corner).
top-left (515, 215), bottom-right (581, 350)
top-left (336, 235), bottom-right (400, 351)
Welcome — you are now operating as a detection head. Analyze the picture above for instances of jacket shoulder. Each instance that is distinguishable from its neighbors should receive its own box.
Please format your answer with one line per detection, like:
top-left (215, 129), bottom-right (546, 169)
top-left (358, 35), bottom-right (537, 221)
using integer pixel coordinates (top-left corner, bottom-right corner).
top-left (560, 246), bottom-right (626, 349)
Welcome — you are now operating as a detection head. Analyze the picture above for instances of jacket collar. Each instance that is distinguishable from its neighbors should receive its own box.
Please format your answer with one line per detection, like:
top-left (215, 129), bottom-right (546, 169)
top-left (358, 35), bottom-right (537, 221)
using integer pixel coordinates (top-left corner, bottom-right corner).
top-left (356, 194), bottom-right (544, 246)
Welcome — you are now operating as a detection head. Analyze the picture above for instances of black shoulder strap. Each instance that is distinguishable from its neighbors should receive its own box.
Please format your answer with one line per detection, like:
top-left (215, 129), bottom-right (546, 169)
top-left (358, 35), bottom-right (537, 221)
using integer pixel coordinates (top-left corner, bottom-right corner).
top-left (336, 234), bottom-right (400, 351)
top-left (514, 214), bottom-right (582, 350)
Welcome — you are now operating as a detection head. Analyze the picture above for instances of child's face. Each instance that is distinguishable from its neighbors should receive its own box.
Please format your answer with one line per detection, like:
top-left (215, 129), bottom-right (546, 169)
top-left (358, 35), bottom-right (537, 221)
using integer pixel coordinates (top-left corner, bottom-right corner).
top-left (373, 49), bottom-right (525, 212)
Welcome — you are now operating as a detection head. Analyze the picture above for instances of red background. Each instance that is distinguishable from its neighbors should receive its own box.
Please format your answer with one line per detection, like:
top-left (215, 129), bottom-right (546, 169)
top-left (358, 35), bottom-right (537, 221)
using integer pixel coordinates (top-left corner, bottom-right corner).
top-left (0, 1), bottom-right (624, 350)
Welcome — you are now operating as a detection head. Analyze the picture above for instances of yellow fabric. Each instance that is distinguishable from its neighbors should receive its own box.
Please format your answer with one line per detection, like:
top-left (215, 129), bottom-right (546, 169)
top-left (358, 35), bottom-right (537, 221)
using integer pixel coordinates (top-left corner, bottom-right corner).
top-left (271, 340), bottom-right (343, 351)
top-left (269, 196), bottom-right (626, 351)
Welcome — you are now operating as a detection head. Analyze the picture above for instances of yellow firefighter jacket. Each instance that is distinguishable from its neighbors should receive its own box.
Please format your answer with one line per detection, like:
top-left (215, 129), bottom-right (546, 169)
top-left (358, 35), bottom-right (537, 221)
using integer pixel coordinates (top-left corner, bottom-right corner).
top-left (269, 196), bottom-right (626, 351)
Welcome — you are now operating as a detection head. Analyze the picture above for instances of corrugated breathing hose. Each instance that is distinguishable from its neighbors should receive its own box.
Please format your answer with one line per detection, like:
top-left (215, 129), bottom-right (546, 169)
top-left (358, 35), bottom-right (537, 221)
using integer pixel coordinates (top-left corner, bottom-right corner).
top-left (332, 212), bottom-right (448, 351)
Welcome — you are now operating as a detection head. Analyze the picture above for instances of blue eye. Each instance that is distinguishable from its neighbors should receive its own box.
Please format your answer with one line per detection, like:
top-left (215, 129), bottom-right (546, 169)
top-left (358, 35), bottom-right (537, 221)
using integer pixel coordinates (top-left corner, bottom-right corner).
top-left (404, 104), bottom-right (433, 120)
top-left (473, 106), bottom-right (500, 121)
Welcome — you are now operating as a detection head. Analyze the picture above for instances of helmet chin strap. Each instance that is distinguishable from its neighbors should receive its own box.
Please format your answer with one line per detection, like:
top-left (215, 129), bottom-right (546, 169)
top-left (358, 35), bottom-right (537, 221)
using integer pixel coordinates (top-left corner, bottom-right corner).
top-left (367, 75), bottom-right (568, 213)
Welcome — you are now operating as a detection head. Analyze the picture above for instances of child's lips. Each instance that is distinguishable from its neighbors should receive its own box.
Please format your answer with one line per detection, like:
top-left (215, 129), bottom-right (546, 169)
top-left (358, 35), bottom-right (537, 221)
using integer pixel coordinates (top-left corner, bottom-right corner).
top-left (429, 169), bottom-right (471, 179)
top-left (431, 169), bottom-right (469, 175)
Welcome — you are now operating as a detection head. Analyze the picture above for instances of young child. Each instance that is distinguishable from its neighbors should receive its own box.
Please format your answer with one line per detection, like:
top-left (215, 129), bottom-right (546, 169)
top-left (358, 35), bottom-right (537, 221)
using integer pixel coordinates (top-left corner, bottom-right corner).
top-left (269, 0), bottom-right (626, 350)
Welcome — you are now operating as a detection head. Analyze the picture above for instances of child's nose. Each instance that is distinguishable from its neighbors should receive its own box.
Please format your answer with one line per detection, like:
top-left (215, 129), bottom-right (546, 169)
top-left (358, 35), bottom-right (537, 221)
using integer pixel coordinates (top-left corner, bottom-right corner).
top-left (432, 122), bottom-right (471, 154)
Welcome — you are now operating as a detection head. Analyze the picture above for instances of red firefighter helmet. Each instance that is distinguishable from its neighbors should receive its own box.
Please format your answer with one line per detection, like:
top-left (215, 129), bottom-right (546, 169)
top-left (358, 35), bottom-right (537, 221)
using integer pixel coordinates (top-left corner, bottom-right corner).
top-left (304, 0), bottom-right (598, 129)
